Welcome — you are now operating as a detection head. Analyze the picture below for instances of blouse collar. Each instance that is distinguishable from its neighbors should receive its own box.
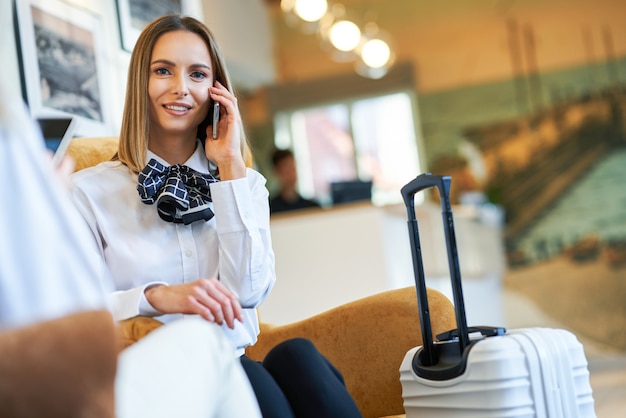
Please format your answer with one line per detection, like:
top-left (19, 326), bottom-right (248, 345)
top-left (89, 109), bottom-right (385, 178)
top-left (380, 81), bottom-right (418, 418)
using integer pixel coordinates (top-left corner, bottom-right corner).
top-left (146, 139), bottom-right (217, 175)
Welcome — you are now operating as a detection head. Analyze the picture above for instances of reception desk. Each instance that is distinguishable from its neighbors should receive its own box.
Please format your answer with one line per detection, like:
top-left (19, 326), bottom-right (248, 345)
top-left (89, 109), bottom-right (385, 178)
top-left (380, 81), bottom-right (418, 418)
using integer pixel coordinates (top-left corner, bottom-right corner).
top-left (261, 201), bottom-right (506, 327)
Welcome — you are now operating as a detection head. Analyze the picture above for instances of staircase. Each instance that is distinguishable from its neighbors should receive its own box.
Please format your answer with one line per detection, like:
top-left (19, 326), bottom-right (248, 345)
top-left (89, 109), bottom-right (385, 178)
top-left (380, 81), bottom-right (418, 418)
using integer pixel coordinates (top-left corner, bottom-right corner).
top-left (490, 118), bottom-right (623, 244)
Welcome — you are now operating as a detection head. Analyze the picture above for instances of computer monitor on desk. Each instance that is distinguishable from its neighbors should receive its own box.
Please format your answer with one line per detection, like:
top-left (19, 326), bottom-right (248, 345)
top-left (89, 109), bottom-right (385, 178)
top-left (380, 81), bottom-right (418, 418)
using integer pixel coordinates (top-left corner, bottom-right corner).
top-left (330, 180), bottom-right (373, 205)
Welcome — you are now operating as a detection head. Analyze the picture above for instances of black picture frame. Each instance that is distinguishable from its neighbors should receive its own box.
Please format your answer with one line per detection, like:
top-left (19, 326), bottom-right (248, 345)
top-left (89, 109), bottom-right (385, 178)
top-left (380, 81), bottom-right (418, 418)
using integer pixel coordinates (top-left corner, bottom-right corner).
top-left (116, 0), bottom-right (185, 52)
top-left (14, 0), bottom-right (112, 136)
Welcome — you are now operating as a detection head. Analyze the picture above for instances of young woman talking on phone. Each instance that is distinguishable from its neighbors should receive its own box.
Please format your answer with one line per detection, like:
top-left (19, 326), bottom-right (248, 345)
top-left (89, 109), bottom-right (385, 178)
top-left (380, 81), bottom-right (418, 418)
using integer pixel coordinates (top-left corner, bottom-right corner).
top-left (70, 14), bottom-right (361, 418)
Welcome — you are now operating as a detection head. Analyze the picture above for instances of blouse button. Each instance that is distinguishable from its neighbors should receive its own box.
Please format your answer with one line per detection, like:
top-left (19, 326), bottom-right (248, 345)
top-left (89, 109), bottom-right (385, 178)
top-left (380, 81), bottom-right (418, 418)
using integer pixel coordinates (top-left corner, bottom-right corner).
top-left (185, 250), bottom-right (193, 257)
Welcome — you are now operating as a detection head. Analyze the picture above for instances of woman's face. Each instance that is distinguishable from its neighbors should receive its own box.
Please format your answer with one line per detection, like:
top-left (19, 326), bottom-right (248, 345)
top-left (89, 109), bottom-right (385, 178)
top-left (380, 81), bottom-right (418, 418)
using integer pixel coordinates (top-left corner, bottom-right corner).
top-left (147, 30), bottom-right (213, 141)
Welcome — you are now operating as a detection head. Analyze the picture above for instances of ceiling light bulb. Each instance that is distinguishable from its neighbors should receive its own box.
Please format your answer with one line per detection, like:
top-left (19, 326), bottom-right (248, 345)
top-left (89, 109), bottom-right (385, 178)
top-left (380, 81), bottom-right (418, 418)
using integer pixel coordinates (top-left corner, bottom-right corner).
top-left (280, 0), bottom-right (295, 13)
top-left (294, 0), bottom-right (328, 23)
top-left (361, 38), bottom-right (391, 68)
top-left (329, 20), bottom-right (361, 52)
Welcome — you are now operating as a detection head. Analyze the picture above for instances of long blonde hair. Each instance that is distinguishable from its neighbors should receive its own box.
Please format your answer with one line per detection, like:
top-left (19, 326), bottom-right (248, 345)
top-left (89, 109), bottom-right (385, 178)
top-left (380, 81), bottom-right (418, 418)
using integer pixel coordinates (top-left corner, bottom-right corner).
top-left (117, 14), bottom-right (252, 173)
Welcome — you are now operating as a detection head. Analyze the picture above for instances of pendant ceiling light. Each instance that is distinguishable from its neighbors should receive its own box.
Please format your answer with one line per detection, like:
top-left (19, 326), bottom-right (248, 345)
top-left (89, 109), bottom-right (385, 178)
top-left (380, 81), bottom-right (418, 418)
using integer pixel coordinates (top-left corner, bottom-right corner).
top-left (319, 3), bottom-right (362, 62)
top-left (294, 0), bottom-right (328, 22)
top-left (281, 0), bottom-right (329, 33)
top-left (355, 23), bottom-right (395, 79)
top-left (329, 20), bottom-right (361, 52)
top-left (281, 0), bottom-right (395, 79)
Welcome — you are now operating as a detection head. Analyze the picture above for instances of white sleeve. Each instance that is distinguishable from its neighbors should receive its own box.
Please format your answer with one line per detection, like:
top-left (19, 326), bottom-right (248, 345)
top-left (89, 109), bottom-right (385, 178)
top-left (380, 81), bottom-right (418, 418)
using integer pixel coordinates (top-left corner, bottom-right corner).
top-left (210, 169), bottom-right (276, 308)
top-left (0, 101), bottom-right (108, 330)
top-left (107, 283), bottom-right (168, 321)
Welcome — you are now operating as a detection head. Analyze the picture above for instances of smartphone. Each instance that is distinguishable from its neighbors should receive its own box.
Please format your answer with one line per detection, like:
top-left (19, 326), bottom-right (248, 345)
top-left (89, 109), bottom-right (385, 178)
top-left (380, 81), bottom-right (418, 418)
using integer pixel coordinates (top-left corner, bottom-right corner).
top-left (212, 101), bottom-right (220, 140)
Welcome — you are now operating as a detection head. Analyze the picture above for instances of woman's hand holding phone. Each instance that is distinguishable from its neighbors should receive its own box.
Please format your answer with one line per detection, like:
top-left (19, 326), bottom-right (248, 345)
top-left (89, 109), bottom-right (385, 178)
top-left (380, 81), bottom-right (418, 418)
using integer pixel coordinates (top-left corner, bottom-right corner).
top-left (204, 81), bottom-right (246, 180)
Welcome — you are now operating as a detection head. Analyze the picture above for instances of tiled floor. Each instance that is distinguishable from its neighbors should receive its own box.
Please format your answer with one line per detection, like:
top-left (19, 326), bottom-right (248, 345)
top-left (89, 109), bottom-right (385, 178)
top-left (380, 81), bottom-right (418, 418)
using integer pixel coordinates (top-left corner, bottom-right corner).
top-left (503, 290), bottom-right (626, 418)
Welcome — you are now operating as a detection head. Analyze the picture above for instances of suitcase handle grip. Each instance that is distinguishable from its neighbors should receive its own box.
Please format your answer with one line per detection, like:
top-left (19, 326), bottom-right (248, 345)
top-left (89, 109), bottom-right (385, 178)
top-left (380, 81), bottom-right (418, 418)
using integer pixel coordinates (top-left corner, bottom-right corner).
top-left (401, 173), bottom-right (452, 212)
top-left (400, 173), bottom-right (471, 367)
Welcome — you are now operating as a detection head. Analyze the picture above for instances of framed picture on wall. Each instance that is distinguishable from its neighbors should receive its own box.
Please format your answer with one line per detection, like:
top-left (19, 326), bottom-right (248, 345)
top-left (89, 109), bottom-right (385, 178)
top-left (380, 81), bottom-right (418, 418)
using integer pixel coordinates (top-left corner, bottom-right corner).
top-left (116, 0), bottom-right (191, 52)
top-left (14, 0), bottom-right (112, 136)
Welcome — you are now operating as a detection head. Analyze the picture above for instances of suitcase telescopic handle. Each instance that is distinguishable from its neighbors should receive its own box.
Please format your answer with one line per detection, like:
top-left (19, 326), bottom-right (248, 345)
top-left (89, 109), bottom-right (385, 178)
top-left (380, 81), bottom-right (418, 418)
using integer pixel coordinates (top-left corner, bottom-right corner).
top-left (401, 173), bottom-right (471, 366)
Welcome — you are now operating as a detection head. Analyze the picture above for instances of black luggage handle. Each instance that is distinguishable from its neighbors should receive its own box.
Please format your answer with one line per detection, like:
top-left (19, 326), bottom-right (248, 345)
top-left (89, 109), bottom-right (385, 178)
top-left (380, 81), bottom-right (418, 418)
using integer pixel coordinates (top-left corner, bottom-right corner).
top-left (400, 173), bottom-right (471, 369)
top-left (437, 326), bottom-right (506, 342)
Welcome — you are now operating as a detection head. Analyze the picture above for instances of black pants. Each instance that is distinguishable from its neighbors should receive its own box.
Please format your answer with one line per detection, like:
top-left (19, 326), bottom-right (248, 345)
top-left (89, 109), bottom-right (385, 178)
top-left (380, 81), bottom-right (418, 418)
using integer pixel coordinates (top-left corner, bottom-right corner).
top-left (240, 338), bottom-right (362, 418)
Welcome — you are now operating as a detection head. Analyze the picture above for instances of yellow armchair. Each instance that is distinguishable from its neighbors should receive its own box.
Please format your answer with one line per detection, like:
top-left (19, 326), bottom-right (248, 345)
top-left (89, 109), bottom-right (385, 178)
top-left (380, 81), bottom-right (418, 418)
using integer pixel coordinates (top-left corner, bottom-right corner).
top-left (245, 287), bottom-right (456, 418)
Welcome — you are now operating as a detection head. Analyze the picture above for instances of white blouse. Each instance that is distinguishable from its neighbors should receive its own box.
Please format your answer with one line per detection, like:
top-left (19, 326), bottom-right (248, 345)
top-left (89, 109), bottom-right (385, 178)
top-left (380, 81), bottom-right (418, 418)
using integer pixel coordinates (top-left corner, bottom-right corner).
top-left (70, 143), bottom-right (276, 355)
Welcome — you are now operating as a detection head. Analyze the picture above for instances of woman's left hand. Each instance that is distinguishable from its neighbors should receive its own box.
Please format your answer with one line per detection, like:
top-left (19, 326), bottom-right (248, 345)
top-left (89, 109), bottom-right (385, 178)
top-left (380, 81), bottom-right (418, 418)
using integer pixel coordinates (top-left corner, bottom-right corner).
top-left (204, 81), bottom-right (246, 180)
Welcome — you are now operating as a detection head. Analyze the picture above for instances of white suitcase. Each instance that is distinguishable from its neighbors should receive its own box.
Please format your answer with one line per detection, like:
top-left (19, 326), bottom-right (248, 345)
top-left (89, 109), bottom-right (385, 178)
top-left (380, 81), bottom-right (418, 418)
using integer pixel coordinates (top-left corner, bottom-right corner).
top-left (398, 174), bottom-right (596, 418)
top-left (400, 327), bottom-right (595, 417)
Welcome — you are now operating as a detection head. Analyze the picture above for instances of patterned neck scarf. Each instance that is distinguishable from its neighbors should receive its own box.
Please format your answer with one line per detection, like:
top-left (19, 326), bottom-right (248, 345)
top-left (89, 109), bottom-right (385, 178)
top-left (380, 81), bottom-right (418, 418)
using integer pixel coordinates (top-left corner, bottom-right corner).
top-left (137, 158), bottom-right (219, 225)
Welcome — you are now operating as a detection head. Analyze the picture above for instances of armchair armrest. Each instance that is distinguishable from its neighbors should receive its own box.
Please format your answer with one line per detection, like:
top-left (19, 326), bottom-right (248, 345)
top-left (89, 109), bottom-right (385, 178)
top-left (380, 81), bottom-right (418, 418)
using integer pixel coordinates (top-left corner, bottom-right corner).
top-left (116, 316), bottom-right (164, 350)
top-left (245, 286), bottom-right (456, 418)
